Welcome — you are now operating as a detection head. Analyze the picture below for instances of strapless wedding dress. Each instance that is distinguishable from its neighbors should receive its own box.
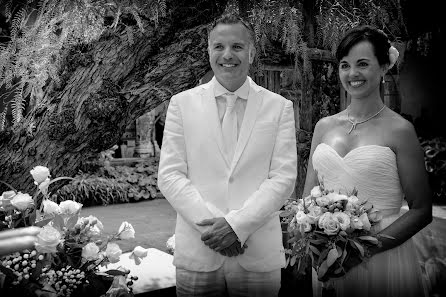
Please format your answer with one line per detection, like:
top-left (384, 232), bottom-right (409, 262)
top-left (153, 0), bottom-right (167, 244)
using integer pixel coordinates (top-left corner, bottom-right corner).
top-left (311, 143), bottom-right (428, 297)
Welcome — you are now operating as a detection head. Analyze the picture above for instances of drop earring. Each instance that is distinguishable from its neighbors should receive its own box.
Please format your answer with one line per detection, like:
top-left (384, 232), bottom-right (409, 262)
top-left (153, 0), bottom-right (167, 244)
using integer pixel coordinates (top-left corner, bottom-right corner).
top-left (382, 76), bottom-right (385, 84)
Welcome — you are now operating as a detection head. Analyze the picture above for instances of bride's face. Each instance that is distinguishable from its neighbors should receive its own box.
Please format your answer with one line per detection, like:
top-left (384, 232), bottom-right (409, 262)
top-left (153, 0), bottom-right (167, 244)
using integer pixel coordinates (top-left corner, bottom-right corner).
top-left (338, 41), bottom-right (386, 100)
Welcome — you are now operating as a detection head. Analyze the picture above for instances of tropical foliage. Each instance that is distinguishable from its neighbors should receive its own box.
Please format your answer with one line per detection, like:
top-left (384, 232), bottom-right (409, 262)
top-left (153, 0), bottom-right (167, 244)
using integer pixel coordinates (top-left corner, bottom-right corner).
top-left (0, 0), bottom-right (166, 129)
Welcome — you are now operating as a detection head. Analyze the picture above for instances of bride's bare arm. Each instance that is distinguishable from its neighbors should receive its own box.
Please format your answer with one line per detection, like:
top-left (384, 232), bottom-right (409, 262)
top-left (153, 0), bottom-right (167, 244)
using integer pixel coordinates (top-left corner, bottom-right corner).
top-left (302, 117), bottom-right (330, 198)
top-left (371, 119), bottom-right (432, 255)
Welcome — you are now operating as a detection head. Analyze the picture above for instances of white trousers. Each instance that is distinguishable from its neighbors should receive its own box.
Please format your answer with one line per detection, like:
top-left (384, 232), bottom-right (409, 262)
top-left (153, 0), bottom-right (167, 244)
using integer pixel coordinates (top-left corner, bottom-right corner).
top-left (176, 256), bottom-right (281, 297)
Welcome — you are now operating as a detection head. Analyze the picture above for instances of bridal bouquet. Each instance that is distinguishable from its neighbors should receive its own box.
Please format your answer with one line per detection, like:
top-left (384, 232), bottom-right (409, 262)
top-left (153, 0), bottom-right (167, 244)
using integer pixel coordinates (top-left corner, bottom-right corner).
top-left (281, 183), bottom-right (387, 281)
top-left (0, 166), bottom-right (148, 297)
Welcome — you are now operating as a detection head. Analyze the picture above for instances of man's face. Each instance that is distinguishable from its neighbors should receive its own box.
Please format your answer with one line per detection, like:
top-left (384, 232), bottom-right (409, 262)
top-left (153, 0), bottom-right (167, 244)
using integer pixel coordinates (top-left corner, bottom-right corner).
top-left (208, 23), bottom-right (255, 91)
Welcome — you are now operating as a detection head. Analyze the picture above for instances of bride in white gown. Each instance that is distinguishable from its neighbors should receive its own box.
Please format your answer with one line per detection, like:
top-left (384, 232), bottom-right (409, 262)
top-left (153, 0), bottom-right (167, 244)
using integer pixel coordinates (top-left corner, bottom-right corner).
top-left (303, 25), bottom-right (432, 297)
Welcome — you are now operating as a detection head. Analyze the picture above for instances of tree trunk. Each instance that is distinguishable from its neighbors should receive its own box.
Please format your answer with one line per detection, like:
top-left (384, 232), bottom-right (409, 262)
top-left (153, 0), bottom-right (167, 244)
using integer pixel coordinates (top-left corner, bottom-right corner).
top-left (0, 0), bottom-right (228, 193)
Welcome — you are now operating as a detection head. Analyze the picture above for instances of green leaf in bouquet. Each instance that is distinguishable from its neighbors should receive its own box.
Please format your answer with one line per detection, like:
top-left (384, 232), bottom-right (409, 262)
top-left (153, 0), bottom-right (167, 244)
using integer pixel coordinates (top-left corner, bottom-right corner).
top-left (309, 239), bottom-right (325, 245)
top-left (287, 236), bottom-right (298, 244)
top-left (66, 214), bottom-right (79, 229)
top-left (334, 266), bottom-right (344, 275)
top-left (349, 240), bottom-right (364, 257)
top-left (326, 248), bottom-right (338, 268)
top-left (285, 256), bottom-right (290, 267)
top-left (52, 214), bottom-right (65, 231)
top-left (317, 259), bottom-right (329, 279)
top-left (338, 230), bottom-right (347, 237)
top-left (340, 247), bottom-right (348, 265)
top-left (34, 217), bottom-right (53, 227)
top-left (290, 255), bottom-right (297, 266)
top-left (309, 244), bottom-right (321, 256)
top-left (318, 248), bottom-right (330, 266)
top-left (358, 236), bottom-right (379, 245)
top-left (336, 245), bottom-right (343, 257)
top-left (104, 269), bottom-right (128, 276)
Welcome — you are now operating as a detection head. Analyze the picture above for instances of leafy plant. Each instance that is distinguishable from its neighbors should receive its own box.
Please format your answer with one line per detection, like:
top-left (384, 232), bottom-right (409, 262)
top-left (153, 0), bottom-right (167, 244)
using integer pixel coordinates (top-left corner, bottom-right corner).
top-left (55, 158), bottom-right (161, 206)
top-left (0, 0), bottom-right (167, 130)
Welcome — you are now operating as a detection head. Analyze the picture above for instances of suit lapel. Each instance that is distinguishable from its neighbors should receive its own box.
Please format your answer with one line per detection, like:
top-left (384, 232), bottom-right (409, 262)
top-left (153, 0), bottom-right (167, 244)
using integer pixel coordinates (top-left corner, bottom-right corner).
top-left (201, 79), bottom-right (232, 168)
top-left (230, 78), bottom-right (263, 172)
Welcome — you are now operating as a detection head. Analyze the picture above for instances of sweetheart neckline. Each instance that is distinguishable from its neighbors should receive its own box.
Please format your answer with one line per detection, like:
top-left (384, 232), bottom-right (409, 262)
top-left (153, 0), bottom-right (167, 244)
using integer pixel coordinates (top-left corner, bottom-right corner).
top-left (316, 143), bottom-right (395, 159)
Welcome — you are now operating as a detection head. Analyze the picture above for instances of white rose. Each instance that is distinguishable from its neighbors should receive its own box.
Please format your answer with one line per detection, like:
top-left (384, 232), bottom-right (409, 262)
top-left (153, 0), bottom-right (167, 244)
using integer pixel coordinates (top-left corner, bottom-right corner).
top-left (1, 191), bottom-right (16, 200)
top-left (82, 242), bottom-right (100, 261)
top-left (30, 166), bottom-right (50, 185)
top-left (10, 192), bottom-right (34, 211)
top-left (132, 246), bottom-right (149, 258)
top-left (326, 192), bottom-right (348, 203)
top-left (359, 212), bottom-right (371, 231)
top-left (318, 212), bottom-right (340, 235)
top-left (310, 186), bottom-right (323, 198)
top-left (38, 178), bottom-right (51, 196)
top-left (294, 211), bottom-right (310, 224)
top-left (118, 221), bottom-right (135, 239)
top-left (307, 205), bottom-right (323, 223)
top-left (332, 212), bottom-right (351, 231)
top-left (350, 215), bottom-right (363, 230)
top-left (316, 196), bottom-right (330, 207)
top-left (35, 225), bottom-right (61, 253)
top-left (0, 191), bottom-right (15, 208)
top-left (42, 199), bottom-right (61, 216)
top-left (78, 215), bottom-right (104, 237)
top-left (105, 243), bottom-right (122, 263)
top-left (59, 200), bottom-right (82, 215)
top-left (129, 246), bottom-right (149, 265)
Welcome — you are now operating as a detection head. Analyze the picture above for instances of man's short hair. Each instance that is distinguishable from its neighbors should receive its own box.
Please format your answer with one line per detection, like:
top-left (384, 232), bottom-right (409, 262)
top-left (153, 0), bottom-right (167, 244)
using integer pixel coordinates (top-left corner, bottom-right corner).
top-left (207, 14), bottom-right (256, 46)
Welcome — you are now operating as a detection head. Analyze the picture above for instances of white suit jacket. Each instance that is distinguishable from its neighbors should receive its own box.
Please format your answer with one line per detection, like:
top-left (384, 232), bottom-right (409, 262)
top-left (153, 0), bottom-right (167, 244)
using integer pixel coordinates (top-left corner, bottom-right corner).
top-left (158, 76), bottom-right (297, 272)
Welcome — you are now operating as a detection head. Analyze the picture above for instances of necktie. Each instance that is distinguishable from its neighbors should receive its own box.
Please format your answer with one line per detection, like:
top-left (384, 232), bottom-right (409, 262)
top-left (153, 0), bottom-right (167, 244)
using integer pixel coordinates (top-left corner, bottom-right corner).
top-left (221, 93), bottom-right (237, 161)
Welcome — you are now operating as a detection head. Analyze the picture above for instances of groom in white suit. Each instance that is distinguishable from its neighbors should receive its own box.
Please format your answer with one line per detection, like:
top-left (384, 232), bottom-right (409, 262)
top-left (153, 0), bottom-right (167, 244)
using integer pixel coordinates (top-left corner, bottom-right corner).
top-left (158, 14), bottom-right (297, 296)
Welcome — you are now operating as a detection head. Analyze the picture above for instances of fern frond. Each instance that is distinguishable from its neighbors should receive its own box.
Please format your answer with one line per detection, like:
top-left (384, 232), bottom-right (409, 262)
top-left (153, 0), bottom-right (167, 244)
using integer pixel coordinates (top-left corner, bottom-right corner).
top-left (0, 103), bottom-right (9, 131)
top-left (11, 83), bottom-right (25, 125)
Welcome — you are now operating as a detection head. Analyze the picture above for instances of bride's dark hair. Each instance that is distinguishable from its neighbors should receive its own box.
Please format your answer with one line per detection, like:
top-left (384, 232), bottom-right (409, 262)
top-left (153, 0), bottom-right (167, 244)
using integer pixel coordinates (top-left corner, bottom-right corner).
top-left (336, 25), bottom-right (391, 66)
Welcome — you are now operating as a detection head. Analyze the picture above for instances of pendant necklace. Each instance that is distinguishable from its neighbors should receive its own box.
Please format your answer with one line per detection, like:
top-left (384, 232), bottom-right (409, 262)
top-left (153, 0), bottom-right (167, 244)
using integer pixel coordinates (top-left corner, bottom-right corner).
top-left (347, 105), bottom-right (386, 134)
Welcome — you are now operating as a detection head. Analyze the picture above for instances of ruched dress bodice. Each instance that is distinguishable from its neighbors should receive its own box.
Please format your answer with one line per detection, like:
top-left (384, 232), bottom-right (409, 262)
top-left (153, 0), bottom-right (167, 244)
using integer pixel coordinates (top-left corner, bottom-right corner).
top-left (313, 143), bottom-right (403, 218)
top-left (311, 143), bottom-right (427, 297)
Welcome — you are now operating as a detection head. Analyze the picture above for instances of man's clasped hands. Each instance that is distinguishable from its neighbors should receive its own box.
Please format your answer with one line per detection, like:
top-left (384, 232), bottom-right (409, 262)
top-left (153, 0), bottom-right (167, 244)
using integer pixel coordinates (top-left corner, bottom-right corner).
top-left (197, 217), bottom-right (247, 257)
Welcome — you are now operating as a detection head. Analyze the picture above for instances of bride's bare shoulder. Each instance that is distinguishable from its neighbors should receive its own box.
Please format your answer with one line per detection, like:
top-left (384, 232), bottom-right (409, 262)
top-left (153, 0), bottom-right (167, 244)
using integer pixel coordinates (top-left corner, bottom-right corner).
top-left (315, 111), bottom-right (346, 130)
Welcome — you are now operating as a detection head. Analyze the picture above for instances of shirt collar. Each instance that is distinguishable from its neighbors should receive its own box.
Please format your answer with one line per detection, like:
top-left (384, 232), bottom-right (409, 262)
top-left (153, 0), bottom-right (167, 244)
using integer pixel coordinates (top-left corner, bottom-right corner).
top-left (213, 77), bottom-right (249, 100)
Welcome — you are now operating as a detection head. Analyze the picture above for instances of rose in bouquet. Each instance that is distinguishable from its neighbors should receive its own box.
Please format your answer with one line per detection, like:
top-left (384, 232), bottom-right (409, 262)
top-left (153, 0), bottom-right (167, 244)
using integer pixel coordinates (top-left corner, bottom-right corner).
top-left (281, 183), bottom-right (391, 282)
top-left (0, 166), bottom-right (150, 297)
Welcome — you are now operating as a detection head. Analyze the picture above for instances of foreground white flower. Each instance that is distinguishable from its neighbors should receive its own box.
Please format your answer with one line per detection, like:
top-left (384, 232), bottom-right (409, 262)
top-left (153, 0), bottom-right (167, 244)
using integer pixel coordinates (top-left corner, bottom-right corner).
top-left (310, 186), bottom-right (323, 198)
top-left (332, 212), bottom-right (350, 231)
top-left (129, 246), bottom-right (149, 265)
top-left (78, 215), bottom-right (104, 237)
top-left (42, 199), bottom-right (61, 216)
top-left (38, 178), bottom-right (51, 196)
top-left (59, 200), bottom-right (82, 215)
top-left (35, 225), bottom-right (61, 253)
top-left (30, 166), bottom-right (50, 185)
top-left (118, 221), bottom-right (135, 239)
top-left (10, 192), bottom-right (34, 211)
top-left (105, 243), bottom-right (122, 263)
top-left (82, 242), bottom-right (100, 261)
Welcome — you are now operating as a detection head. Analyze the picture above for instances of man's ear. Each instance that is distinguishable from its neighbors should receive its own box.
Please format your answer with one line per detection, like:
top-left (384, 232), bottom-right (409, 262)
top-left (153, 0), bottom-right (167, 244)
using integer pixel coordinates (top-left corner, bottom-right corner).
top-left (248, 46), bottom-right (256, 64)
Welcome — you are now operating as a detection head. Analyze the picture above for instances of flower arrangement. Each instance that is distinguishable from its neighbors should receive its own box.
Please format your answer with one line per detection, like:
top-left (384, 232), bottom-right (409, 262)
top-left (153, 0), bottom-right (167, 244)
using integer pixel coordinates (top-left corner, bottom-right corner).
top-left (0, 166), bottom-right (149, 297)
top-left (281, 183), bottom-right (391, 282)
